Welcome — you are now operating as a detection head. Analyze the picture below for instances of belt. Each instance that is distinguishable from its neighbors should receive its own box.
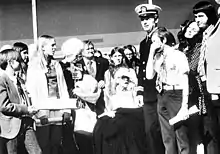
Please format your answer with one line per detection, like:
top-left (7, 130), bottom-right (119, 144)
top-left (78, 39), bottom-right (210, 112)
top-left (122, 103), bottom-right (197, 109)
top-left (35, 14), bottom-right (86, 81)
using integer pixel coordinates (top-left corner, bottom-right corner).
top-left (162, 84), bottom-right (183, 91)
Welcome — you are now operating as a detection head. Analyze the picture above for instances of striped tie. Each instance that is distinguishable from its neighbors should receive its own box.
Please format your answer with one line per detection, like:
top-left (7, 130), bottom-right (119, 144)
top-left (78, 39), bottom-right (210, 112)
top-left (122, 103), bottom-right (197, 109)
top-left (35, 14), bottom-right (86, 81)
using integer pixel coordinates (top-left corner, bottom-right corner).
top-left (87, 60), bottom-right (95, 78)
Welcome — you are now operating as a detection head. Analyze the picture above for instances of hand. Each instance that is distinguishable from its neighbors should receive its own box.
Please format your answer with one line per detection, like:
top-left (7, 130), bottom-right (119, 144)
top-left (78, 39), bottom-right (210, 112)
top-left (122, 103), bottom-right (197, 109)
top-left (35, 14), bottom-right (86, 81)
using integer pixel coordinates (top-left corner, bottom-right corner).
top-left (63, 112), bottom-right (72, 122)
top-left (39, 116), bottom-right (49, 125)
top-left (150, 41), bottom-right (162, 54)
top-left (176, 106), bottom-right (189, 121)
top-left (27, 106), bottom-right (39, 115)
top-left (98, 80), bottom-right (105, 89)
top-left (135, 95), bottom-right (144, 107)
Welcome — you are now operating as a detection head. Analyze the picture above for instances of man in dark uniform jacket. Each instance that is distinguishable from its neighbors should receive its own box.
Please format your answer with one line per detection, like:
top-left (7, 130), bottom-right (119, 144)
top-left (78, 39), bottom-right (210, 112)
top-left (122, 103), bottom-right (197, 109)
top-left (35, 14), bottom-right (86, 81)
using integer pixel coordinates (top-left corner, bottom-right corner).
top-left (135, 3), bottom-right (164, 154)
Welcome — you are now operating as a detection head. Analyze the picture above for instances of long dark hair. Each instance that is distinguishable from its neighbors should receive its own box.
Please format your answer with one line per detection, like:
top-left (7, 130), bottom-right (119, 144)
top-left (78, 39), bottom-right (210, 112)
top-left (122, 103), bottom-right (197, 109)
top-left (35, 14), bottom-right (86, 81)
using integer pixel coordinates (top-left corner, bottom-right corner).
top-left (123, 45), bottom-right (140, 69)
top-left (154, 27), bottom-right (176, 46)
top-left (109, 47), bottom-right (128, 78)
top-left (177, 20), bottom-right (203, 52)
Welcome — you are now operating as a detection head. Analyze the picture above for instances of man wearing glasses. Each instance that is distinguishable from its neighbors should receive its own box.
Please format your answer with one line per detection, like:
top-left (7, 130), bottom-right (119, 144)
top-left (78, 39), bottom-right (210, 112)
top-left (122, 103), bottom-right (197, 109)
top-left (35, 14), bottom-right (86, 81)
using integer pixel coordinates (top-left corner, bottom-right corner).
top-left (134, 3), bottom-right (164, 154)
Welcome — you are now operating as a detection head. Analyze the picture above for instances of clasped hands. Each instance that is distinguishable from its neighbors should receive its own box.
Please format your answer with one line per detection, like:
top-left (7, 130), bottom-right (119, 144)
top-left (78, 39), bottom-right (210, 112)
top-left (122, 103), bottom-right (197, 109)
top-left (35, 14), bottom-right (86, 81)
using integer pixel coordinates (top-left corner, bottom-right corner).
top-left (27, 106), bottom-right (39, 115)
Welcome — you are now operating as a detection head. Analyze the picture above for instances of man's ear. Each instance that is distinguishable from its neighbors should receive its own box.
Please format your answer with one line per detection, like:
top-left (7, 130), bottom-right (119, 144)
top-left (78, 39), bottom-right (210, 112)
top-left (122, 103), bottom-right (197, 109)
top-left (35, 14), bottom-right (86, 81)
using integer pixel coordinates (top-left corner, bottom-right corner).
top-left (41, 45), bottom-right (45, 52)
top-left (162, 37), bottom-right (167, 44)
top-left (155, 18), bottom-right (159, 24)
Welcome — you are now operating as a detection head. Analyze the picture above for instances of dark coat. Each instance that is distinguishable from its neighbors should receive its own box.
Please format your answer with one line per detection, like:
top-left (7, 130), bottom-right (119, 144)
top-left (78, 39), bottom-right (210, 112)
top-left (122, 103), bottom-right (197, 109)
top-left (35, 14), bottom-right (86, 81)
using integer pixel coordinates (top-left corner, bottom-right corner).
top-left (76, 57), bottom-right (109, 82)
top-left (137, 37), bottom-right (158, 102)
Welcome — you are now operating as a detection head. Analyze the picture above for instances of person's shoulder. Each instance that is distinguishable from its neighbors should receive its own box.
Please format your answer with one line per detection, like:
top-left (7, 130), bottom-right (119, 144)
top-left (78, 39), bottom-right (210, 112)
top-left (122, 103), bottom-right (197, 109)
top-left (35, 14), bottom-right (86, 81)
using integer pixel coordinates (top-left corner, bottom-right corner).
top-left (140, 38), bottom-right (147, 45)
top-left (0, 70), bottom-right (10, 85)
top-left (177, 50), bottom-right (187, 59)
top-left (95, 57), bottom-right (109, 64)
top-left (0, 70), bottom-right (8, 79)
top-left (172, 49), bottom-right (188, 64)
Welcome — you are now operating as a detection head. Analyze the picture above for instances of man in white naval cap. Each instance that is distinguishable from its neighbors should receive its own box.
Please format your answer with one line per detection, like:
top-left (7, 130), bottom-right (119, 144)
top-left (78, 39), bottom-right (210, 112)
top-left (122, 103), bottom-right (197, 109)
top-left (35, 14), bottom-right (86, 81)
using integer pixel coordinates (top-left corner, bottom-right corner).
top-left (135, 3), bottom-right (165, 154)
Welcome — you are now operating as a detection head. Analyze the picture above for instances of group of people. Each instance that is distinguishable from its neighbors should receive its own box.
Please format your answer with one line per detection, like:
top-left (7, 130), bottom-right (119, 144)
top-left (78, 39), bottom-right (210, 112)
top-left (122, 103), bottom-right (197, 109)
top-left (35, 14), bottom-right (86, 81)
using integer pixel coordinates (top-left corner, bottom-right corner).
top-left (1, 0), bottom-right (220, 154)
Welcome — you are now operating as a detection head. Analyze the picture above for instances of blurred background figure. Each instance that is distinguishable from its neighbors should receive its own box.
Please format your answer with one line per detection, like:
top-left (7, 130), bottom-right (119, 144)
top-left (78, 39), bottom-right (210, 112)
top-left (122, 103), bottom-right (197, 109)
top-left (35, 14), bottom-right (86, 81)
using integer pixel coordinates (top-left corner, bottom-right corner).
top-left (102, 53), bottom-right (110, 61)
top-left (94, 49), bottom-right (103, 58)
top-left (13, 42), bottom-right (29, 65)
top-left (13, 42), bottom-right (29, 82)
top-left (123, 44), bottom-right (140, 74)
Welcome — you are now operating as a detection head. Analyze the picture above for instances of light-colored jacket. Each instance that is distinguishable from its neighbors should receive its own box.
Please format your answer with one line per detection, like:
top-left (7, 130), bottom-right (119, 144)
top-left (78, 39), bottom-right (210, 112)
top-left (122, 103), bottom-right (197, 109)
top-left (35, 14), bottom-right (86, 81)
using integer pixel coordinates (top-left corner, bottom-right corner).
top-left (26, 57), bottom-right (69, 122)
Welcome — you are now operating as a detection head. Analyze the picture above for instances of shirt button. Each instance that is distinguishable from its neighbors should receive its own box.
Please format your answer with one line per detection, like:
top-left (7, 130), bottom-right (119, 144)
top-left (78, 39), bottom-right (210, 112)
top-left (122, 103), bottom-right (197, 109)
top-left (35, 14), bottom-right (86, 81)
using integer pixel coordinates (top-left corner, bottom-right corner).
top-left (143, 69), bottom-right (146, 72)
top-left (143, 61), bottom-right (145, 64)
top-left (143, 77), bottom-right (146, 80)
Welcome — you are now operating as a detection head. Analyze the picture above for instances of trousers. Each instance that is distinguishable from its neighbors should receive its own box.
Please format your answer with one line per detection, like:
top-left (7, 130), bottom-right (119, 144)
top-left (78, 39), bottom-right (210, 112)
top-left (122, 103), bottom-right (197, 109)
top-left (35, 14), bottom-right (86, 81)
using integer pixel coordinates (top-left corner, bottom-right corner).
top-left (143, 101), bottom-right (165, 154)
top-left (0, 117), bottom-right (42, 154)
top-left (157, 90), bottom-right (189, 154)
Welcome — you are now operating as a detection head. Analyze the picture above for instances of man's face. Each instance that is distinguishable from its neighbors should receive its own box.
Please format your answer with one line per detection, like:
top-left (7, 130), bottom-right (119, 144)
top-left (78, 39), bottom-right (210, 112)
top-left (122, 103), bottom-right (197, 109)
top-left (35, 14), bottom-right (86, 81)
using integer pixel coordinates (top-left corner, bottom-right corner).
top-left (9, 59), bottom-right (20, 71)
top-left (194, 12), bottom-right (208, 29)
top-left (140, 15), bottom-right (158, 33)
top-left (82, 44), bottom-right (94, 59)
top-left (42, 39), bottom-right (56, 56)
top-left (20, 50), bottom-right (29, 63)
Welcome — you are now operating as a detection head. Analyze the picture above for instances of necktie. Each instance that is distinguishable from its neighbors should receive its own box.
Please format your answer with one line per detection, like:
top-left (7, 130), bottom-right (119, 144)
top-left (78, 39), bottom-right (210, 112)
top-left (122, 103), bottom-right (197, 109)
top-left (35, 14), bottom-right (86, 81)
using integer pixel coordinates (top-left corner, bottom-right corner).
top-left (87, 61), bottom-right (95, 78)
top-left (16, 77), bottom-right (31, 106)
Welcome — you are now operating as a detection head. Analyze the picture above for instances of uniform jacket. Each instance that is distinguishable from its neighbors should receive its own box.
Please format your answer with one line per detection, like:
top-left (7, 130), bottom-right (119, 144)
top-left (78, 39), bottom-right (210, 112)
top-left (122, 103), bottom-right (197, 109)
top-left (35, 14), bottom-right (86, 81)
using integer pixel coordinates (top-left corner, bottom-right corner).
top-left (137, 37), bottom-right (158, 102)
